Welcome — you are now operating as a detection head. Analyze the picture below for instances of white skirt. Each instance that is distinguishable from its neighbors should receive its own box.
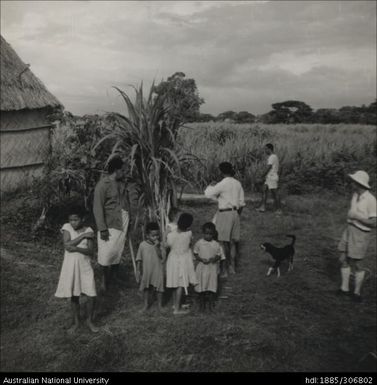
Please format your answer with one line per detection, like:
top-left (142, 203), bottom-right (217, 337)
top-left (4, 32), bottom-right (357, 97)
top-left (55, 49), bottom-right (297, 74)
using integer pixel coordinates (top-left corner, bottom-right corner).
top-left (97, 210), bottom-right (129, 266)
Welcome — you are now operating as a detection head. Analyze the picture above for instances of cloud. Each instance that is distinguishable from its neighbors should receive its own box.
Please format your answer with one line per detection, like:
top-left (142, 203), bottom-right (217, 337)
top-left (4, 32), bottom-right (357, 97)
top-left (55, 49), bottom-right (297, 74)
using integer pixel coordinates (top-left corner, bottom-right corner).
top-left (1, 1), bottom-right (375, 116)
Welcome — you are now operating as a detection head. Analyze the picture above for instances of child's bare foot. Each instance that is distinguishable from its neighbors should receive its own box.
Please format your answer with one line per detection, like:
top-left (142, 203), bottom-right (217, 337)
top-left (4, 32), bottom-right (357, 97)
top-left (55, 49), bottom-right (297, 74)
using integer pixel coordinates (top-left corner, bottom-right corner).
top-left (67, 323), bottom-right (79, 335)
top-left (86, 320), bottom-right (100, 333)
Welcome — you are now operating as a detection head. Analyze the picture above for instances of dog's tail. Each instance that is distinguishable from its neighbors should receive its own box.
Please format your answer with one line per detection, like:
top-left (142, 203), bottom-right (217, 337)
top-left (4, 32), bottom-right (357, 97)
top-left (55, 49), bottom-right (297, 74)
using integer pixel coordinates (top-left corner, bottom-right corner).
top-left (286, 234), bottom-right (296, 245)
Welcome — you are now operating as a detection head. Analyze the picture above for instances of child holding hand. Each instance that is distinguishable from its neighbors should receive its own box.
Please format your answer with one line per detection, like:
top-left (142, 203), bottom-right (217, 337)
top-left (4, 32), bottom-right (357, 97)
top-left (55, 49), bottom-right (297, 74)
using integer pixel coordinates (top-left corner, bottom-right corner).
top-left (136, 222), bottom-right (165, 312)
top-left (55, 206), bottom-right (99, 334)
top-left (193, 222), bottom-right (225, 312)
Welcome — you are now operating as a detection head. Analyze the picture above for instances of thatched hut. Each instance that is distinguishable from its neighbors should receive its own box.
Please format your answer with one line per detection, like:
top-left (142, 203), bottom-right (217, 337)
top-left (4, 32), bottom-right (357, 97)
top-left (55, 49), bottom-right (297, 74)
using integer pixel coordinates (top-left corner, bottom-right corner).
top-left (0, 35), bottom-right (63, 193)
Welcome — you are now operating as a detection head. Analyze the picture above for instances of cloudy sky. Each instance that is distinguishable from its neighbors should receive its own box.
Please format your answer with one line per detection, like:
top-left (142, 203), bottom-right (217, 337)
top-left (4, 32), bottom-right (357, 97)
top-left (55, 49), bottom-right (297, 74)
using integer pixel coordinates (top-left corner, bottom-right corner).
top-left (1, 1), bottom-right (376, 116)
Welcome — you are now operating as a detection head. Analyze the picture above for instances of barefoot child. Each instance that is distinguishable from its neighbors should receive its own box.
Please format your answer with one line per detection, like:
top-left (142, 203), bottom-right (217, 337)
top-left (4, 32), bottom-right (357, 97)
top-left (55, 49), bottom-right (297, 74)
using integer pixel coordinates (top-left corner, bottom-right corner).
top-left (193, 222), bottom-right (225, 312)
top-left (166, 213), bottom-right (197, 315)
top-left (136, 222), bottom-right (165, 312)
top-left (55, 206), bottom-right (99, 333)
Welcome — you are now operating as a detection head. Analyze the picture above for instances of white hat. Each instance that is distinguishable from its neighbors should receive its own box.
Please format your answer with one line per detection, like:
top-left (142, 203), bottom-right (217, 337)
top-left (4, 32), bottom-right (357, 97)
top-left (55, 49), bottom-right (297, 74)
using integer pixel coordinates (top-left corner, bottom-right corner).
top-left (348, 170), bottom-right (371, 189)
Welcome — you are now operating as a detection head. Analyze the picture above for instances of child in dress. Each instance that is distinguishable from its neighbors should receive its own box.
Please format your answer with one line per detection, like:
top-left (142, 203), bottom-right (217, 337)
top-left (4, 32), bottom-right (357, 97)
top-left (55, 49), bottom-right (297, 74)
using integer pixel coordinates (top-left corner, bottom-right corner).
top-left (166, 213), bottom-right (197, 315)
top-left (136, 222), bottom-right (165, 312)
top-left (55, 206), bottom-right (99, 334)
top-left (193, 222), bottom-right (225, 312)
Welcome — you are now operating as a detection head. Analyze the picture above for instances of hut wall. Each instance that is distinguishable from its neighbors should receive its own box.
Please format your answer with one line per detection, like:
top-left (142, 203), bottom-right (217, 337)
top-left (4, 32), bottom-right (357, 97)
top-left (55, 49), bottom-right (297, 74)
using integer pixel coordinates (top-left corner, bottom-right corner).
top-left (0, 108), bottom-right (53, 193)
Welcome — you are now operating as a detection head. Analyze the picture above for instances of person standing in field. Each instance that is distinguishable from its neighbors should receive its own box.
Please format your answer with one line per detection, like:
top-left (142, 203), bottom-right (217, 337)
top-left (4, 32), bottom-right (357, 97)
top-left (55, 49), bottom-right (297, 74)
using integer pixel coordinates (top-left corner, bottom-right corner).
top-left (193, 222), bottom-right (225, 312)
top-left (93, 156), bottom-right (131, 292)
top-left (337, 170), bottom-right (376, 302)
top-left (166, 213), bottom-right (197, 315)
top-left (55, 205), bottom-right (99, 334)
top-left (204, 162), bottom-right (246, 276)
top-left (257, 143), bottom-right (282, 214)
top-left (136, 222), bottom-right (165, 313)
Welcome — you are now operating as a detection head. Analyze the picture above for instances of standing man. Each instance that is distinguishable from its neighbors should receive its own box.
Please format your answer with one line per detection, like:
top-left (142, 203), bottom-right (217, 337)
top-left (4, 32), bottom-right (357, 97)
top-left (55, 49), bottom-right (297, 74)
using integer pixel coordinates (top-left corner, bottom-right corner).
top-left (93, 156), bottom-right (131, 292)
top-left (204, 162), bottom-right (246, 277)
top-left (257, 143), bottom-right (282, 214)
top-left (338, 170), bottom-right (376, 302)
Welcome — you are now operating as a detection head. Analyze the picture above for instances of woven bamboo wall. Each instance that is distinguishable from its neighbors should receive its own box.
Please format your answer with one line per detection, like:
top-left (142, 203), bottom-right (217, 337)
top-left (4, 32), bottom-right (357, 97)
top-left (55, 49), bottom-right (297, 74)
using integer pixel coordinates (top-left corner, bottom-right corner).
top-left (0, 108), bottom-right (52, 192)
top-left (0, 165), bottom-right (44, 193)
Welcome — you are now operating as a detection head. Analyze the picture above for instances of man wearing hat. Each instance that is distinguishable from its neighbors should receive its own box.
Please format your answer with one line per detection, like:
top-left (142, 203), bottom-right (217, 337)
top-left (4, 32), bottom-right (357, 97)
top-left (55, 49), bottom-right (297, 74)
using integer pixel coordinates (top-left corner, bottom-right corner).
top-left (204, 162), bottom-right (246, 276)
top-left (338, 170), bottom-right (376, 302)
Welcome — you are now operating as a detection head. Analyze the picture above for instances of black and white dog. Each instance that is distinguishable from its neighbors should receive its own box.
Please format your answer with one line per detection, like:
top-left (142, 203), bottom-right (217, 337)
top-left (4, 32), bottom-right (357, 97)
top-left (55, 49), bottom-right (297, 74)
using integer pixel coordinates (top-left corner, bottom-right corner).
top-left (260, 235), bottom-right (296, 277)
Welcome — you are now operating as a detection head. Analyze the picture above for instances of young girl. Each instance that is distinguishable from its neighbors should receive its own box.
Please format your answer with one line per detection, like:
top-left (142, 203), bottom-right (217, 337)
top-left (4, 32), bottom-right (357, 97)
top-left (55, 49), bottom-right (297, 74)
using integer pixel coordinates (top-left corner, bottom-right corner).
top-left (55, 206), bottom-right (99, 334)
top-left (193, 222), bottom-right (225, 312)
top-left (136, 222), bottom-right (165, 312)
top-left (166, 213), bottom-right (197, 315)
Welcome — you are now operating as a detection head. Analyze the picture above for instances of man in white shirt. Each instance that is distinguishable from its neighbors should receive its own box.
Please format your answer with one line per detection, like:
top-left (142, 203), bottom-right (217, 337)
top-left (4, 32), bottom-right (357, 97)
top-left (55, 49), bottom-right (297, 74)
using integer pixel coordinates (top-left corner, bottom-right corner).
top-left (204, 162), bottom-right (246, 276)
top-left (337, 170), bottom-right (376, 302)
top-left (257, 143), bottom-right (282, 214)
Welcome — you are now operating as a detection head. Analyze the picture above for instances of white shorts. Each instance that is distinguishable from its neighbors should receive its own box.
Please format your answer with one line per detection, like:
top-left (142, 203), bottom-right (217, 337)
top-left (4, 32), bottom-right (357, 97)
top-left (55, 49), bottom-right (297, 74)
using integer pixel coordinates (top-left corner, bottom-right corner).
top-left (97, 210), bottom-right (129, 266)
top-left (265, 174), bottom-right (279, 190)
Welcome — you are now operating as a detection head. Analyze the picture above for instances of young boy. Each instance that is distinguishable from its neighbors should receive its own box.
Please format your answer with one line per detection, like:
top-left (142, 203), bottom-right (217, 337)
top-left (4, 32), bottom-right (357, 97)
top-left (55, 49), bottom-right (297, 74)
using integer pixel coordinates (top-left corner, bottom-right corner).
top-left (338, 170), bottom-right (376, 302)
top-left (204, 162), bottom-right (246, 276)
top-left (257, 143), bottom-right (282, 214)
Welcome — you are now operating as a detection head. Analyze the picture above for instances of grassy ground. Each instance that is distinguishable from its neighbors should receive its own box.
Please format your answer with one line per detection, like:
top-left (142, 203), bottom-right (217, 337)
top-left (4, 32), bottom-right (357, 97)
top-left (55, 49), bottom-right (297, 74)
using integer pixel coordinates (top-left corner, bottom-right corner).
top-left (0, 192), bottom-right (376, 372)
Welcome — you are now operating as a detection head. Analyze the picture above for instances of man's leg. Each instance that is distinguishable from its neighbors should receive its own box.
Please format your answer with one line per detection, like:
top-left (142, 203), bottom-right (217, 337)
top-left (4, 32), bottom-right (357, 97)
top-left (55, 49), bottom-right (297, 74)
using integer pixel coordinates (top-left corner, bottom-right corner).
top-left (257, 184), bottom-right (269, 211)
top-left (349, 259), bottom-right (365, 301)
top-left (68, 296), bottom-right (80, 334)
top-left (271, 189), bottom-right (282, 211)
top-left (221, 241), bottom-right (230, 277)
top-left (101, 266), bottom-right (111, 292)
top-left (229, 241), bottom-right (237, 274)
top-left (86, 296), bottom-right (99, 332)
top-left (339, 253), bottom-right (351, 294)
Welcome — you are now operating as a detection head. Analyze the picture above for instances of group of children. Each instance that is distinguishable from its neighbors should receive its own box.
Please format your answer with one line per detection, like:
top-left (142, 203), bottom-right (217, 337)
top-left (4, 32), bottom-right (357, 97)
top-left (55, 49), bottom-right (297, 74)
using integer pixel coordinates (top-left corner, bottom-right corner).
top-left (55, 205), bottom-right (226, 332)
top-left (136, 210), bottom-right (225, 315)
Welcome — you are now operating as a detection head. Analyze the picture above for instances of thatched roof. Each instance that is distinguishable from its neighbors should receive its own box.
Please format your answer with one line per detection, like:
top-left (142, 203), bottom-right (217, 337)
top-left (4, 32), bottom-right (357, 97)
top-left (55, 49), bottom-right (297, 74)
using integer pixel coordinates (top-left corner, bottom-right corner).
top-left (1, 35), bottom-right (62, 111)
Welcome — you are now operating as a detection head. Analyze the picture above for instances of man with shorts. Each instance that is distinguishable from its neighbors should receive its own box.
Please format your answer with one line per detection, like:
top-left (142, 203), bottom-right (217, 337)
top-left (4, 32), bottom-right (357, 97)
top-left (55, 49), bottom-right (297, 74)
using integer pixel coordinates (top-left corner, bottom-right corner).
top-left (338, 170), bottom-right (376, 302)
top-left (93, 156), bottom-right (131, 292)
top-left (204, 162), bottom-right (246, 276)
top-left (257, 143), bottom-right (282, 214)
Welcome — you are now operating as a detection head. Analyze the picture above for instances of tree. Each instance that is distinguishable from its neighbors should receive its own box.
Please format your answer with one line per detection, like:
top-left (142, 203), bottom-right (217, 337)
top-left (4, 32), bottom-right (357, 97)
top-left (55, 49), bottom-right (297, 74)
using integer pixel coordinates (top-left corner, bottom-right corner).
top-left (236, 111), bottom-right (256, 124)
top-left (96, 83), bottom-right (197, 247)
top-left (270, 100), bottom-right (313, 123)
top-left (153, 72), bottom-right (204, 130)
top-left (196, 113), bottom-right (215, 122)
top-left (216, 110), bottom-right (238, 122)
top-left (313, 108), bottom-right (341, 124)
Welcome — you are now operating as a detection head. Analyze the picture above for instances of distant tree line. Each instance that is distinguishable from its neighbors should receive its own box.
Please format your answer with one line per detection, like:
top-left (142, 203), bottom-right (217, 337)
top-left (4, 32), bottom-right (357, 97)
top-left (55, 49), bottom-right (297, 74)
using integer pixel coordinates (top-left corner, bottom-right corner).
top-left (144, 72), bottom-right (376, 125)
top-left (196, 100), bottom-right (376, 125)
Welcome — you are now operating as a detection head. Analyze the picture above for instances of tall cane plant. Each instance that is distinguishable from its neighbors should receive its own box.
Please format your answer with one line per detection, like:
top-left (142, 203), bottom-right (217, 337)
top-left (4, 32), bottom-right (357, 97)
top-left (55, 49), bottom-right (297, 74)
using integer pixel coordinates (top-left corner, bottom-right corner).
top-left (96, 83), bottom-right (195, 245)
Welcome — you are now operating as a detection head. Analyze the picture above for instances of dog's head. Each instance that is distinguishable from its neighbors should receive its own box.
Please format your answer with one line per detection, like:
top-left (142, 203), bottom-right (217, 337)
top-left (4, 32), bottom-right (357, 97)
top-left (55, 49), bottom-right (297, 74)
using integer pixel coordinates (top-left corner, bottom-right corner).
top-left (260, 242), bottom-right (272, 252)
